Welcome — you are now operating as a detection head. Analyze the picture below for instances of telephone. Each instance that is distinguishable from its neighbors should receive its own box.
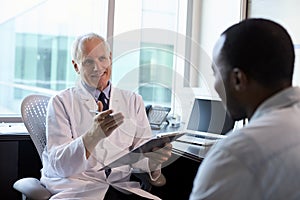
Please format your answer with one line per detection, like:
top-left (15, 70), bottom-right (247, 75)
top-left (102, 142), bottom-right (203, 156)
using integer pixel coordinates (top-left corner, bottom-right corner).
top-left (145, 105), bottom-right (171, 129)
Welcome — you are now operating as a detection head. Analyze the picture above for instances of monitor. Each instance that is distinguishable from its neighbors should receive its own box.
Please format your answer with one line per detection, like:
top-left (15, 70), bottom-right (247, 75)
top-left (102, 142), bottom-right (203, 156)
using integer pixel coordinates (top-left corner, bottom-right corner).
top-left (186, 98), bottom-right (235, 135)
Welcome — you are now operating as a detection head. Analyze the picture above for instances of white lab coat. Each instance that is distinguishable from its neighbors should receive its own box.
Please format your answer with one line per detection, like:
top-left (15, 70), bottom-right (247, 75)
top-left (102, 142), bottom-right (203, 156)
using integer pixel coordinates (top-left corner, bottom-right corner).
top-left (41, 81), bottom-right (161, 200)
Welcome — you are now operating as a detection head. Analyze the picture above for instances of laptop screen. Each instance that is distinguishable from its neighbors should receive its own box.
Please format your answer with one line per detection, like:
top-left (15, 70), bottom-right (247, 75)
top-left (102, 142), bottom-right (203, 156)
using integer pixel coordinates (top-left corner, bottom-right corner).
top-left (186, 98), bottom-right (235, 135)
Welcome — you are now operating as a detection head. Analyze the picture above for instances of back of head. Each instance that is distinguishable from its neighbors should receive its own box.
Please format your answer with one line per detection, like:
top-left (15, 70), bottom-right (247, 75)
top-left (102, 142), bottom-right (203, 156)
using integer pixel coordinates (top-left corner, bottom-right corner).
top-left (220, 18), bottom-right (295, 88)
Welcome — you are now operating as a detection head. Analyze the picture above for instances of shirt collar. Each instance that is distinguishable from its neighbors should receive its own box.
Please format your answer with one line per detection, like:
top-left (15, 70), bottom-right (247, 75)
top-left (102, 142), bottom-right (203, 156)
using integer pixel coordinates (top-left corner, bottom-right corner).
top-left (251, 86), bottom-right (300, 121)
top-left (81, 80), bottom-right (111, 101)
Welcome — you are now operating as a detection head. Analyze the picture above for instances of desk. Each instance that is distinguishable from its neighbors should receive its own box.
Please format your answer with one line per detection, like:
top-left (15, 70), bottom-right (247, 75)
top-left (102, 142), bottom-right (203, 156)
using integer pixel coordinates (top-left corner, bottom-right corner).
top-left (150, 124), bottom-right (212, 199)
top-left (152, 122), bottom-right (211, 161)
top-left (0, 123), bottom-right (208, 200)
top-left (0, 126), bottom-right (42, 200)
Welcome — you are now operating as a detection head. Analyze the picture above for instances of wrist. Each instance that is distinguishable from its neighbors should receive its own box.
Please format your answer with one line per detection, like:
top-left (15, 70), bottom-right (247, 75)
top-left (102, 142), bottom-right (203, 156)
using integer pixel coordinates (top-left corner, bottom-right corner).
top-left (148, 161), bottom-right (161, 172)
top-left (82, 131), bottom-right (104, 154)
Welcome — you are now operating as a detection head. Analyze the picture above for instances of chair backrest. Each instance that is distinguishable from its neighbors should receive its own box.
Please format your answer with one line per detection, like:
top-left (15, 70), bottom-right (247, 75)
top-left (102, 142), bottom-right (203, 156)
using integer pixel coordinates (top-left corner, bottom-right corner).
top-left (21, 94), bottom-right (50, 161)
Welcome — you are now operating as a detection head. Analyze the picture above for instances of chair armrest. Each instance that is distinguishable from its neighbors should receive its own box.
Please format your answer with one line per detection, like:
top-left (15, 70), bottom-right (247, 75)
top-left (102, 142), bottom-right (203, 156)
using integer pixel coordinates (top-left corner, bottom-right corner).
top-left (13, 177), bottom-right (52, 200)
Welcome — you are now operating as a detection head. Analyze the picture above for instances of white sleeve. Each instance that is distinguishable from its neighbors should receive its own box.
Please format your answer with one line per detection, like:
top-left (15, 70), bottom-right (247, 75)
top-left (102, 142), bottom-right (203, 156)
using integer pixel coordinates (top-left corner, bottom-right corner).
top-left (46, 96), bottom-right (90, 177)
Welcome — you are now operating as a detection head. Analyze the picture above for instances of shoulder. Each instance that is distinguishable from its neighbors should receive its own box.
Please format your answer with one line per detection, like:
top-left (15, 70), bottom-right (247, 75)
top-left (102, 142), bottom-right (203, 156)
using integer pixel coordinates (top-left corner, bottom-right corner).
top-left (51, 87), bottom-right (75, 101)
top-left (112, 87), bottom-right (143, 101)
top-left (207, 129), bottom-right (264, 173)
top-left (213, 130), bottom-right (259, 156)
top-left (191, 132), bottom-right (262, 200)
top-left (112, 87), bottom-right (137, 96)
top-left (50, 87), bottom-right (89, 105)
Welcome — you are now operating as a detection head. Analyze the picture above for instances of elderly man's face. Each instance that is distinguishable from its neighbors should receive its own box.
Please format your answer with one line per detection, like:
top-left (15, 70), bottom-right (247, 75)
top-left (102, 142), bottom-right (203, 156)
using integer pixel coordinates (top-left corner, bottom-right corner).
top-left (77, 38), bottom-right (112, 91)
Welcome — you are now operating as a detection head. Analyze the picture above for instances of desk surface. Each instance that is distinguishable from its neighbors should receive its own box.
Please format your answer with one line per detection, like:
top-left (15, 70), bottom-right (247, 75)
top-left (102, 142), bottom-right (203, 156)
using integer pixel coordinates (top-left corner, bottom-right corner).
top-left (151, 122), bottom-right (211, 162)
top-left (172, 141), bottom-right (209, 162)
top-left (0, 123), bottom-right (30, 141)
top-left (1, 122), bottom-right (204, 200)
top-left (0, 122), bottom-right (210, 161)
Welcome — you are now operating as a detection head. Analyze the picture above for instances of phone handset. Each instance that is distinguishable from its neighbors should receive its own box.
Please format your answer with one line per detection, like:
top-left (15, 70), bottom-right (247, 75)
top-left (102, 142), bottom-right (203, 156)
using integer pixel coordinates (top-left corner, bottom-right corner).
top-left (145, 105), bottom-right (171, 130)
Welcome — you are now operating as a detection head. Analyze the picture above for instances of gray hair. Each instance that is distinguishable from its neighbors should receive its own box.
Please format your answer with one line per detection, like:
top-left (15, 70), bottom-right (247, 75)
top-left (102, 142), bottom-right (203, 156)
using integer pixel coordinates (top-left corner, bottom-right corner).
top-left (71, 33), bottom-right (111, 63)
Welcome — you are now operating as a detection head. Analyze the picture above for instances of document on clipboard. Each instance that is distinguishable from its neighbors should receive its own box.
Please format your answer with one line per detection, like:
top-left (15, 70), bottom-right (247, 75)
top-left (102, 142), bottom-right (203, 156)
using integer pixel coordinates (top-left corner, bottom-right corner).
top-left (100, 131), bottom-right (184, 170)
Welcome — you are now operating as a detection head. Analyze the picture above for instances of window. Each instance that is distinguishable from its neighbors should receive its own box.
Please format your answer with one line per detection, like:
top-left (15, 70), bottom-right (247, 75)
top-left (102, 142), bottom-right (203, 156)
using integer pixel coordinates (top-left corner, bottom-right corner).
top-left (1, 0), bottom-right (244, 124)
top-left (138, 43), bottom-right (174, 104)
top-left (111, 0), bottom-right (188, 111)
top-left (0, 0), bottom-right (108, 118)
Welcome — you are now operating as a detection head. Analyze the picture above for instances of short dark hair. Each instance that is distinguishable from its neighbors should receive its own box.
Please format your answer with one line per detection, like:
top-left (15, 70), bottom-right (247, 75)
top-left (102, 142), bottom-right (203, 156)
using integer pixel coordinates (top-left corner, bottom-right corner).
top-left (220, 18), bottom-right (295, 87)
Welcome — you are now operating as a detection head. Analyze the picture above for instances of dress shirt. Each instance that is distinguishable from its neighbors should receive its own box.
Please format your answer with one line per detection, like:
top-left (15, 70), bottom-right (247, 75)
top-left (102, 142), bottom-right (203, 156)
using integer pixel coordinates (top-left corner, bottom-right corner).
top-left (81, 80), bottom-right (111, 102)
top-left (190, 86), bottom-right (300, 200)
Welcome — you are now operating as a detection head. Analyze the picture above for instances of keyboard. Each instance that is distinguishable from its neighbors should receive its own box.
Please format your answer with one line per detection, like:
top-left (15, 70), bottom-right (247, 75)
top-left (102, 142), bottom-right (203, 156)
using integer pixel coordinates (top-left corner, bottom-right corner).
top-left (175, 131), bottom-right (225, 146)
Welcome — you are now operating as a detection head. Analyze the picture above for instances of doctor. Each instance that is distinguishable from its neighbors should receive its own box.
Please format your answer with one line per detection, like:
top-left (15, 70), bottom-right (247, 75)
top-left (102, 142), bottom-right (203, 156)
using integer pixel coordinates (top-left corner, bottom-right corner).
top-left (41, 33), bottom-right (172, 200)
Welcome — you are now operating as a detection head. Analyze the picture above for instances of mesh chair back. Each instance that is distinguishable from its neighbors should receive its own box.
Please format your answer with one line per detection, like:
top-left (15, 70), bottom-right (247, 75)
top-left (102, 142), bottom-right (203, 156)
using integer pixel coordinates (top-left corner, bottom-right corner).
top-left (21, 94), bottom-right (50, 161)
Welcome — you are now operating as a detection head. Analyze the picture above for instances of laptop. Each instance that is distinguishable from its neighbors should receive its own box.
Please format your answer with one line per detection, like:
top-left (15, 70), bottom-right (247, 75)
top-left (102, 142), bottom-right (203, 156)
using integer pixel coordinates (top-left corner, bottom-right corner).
top-left (175, 98), bottom-right (235, 146)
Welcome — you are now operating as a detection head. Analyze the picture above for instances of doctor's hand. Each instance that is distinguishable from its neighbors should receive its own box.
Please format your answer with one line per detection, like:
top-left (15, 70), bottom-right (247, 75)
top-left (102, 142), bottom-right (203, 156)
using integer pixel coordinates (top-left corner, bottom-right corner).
top-left (83, 109), bottom-right (124, 158)
top-left (97, 101), bottom-right (103, 112)
top-left (144, 142), bottom-right (173, 171)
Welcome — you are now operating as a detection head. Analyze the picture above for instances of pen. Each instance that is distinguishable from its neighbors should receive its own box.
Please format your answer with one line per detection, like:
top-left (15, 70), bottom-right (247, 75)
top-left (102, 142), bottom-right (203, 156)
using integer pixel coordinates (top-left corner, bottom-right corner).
top-left (89, 110), bottom-right (101, 114)
top-left (89, 110), bottom-right (113, 118)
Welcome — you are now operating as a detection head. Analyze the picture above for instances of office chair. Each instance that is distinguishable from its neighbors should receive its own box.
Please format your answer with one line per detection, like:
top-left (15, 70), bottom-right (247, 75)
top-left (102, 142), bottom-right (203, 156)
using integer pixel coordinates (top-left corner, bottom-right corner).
top-left (13, 94), bottom-right (166, 199)
top-left (13, 94), bottom-right (52, 200)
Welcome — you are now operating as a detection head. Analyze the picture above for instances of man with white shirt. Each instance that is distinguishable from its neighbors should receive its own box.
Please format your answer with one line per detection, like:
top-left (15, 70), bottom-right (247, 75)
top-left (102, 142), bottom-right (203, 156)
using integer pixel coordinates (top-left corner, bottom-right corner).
top-left (190, 18), bottom-right (300, 200)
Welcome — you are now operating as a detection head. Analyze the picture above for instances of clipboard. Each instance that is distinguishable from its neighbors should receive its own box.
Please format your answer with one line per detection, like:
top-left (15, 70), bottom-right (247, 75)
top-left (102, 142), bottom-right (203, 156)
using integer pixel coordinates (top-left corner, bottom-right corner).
top-left (100, 131), bottom-right (184, 170)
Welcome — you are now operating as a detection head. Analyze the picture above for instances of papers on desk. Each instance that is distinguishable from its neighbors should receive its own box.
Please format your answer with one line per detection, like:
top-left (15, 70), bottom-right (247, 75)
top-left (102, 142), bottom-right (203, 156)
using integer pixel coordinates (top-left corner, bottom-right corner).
top-left (171, 141), bottom-right (209, 160)
top-left (0, 123), bottom-right (28, 134)
top-left (174, 130), bottom-right (226, 146)
top-left (171, 131), bottom-right (227, 159)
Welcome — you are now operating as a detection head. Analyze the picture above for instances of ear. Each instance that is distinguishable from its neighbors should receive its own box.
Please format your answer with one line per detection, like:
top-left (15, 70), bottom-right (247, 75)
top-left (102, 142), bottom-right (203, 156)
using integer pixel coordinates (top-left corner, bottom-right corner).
top-left (72, 60), bottom-right (80, 74)
top-left (109, 51), bottom-right (112, 65)
top-left (231, 68), bottom-right (247, 91)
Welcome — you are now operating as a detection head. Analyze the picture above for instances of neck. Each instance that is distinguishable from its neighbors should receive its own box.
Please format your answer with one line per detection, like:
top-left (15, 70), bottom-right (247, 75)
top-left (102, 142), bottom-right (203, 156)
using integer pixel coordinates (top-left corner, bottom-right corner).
top-left (246, 84), bottom-right (291, 119)
top-left (98, 81), bottom-right (109, 91)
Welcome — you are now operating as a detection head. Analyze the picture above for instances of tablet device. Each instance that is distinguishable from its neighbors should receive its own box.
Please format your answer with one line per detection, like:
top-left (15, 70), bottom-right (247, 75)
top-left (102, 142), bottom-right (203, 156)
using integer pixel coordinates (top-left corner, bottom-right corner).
top-left (100, 131), bottom-right (184, 170)
top-left (133, 131), bottom-right (184, 153)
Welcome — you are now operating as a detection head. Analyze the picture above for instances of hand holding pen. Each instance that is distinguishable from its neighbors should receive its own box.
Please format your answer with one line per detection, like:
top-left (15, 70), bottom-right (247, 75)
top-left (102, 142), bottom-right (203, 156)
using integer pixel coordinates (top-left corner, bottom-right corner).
top-left (83, 103), bottom-right (124, 158)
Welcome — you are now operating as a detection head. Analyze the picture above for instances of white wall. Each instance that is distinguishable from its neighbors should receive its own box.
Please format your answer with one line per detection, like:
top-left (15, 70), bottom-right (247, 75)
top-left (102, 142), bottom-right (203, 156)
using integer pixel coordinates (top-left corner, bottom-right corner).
top-left (175, 0), bottom-right (242, 124)
top-left (197, 0), bottom-right (242, 98)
